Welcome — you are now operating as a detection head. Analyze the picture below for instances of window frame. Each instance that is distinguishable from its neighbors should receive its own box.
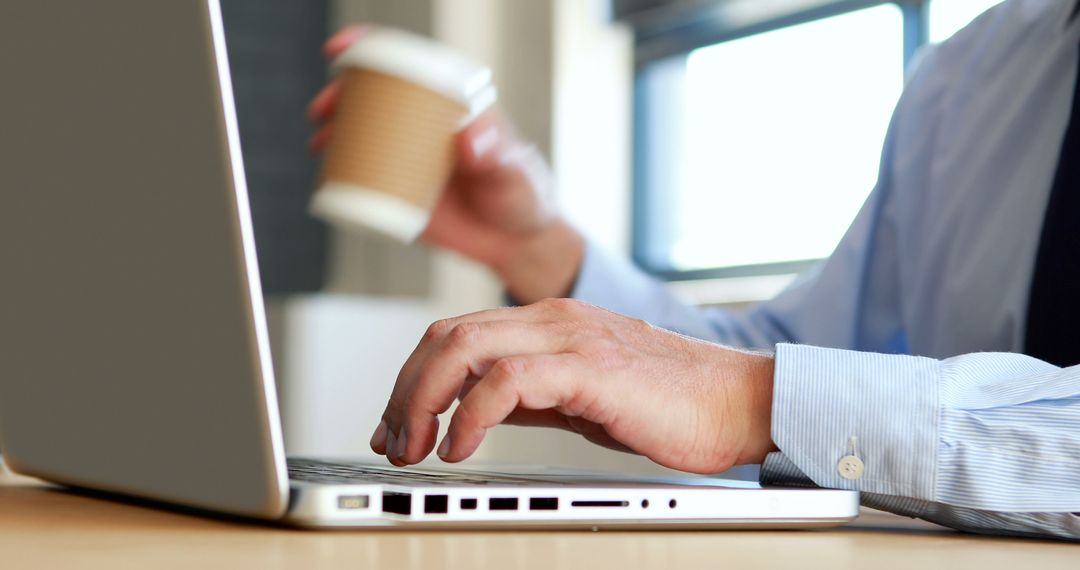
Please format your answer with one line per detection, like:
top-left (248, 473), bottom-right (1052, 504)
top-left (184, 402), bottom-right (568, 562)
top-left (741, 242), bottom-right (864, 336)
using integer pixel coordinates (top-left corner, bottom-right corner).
top-left (631, 0), bottom-right (932, 281)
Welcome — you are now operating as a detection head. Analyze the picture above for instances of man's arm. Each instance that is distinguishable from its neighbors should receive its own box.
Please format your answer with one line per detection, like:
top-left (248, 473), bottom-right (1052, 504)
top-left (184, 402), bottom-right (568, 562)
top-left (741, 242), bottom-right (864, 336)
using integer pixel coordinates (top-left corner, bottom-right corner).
top-left (367, 295), bottom-right (1080, 540)
top-left (571, 238), bottom-right (1080, 539)
top-left (762, 344), bottom-right (1080, 540)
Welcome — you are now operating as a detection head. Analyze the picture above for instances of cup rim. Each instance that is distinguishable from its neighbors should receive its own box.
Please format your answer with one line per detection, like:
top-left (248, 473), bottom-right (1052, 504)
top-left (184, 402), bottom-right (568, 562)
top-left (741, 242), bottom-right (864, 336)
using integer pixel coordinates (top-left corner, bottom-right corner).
top-left (333, 28), bottom-right (495, 114)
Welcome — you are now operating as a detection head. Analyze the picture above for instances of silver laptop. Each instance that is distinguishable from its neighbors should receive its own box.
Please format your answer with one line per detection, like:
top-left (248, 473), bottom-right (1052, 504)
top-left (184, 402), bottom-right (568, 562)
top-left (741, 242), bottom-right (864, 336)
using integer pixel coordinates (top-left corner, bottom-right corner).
top-left (0, 0), bottom-right (858, 529)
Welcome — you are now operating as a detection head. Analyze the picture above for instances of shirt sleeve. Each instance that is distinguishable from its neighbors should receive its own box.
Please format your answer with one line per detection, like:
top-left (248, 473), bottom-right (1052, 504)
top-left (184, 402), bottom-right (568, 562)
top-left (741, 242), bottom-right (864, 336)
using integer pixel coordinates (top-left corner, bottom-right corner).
top-left (569, 193), bottom-right (903, 351)
top-left (762, 343), bottom-right (1080, 540)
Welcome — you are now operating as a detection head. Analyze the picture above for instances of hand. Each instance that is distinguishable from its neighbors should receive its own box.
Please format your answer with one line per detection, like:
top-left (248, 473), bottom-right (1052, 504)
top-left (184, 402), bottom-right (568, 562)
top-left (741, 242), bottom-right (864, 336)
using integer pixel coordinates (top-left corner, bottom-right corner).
top-left (307, 27), bottom-right (585, 303)
top-left (369, 298), bottom-right (778, 475)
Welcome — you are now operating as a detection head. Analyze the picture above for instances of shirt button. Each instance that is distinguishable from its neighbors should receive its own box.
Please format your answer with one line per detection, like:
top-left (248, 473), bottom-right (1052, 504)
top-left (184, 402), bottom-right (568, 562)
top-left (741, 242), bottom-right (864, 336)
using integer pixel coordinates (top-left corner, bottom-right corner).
top-left (837, 455), bottom-right (865, 480)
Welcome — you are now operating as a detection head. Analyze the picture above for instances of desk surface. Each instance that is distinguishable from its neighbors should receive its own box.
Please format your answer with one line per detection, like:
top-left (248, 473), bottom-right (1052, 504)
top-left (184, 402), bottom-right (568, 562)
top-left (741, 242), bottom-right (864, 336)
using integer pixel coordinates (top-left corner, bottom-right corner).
top-left (1, 470), bottom-right (1075, 570)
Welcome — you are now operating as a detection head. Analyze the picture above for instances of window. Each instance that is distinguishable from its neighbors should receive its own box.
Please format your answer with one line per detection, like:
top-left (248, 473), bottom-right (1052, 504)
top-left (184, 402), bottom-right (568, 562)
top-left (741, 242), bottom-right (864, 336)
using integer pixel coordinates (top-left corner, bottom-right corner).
top-left (667, 5), bottom-right (902, 271)
top-left (633, 0), bottom-right (1008, 282)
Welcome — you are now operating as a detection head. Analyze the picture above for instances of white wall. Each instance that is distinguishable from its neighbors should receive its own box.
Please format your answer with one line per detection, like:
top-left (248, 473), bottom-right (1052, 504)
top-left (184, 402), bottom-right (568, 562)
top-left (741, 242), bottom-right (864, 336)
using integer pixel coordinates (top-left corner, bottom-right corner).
top-left (552, 0), bottom-right (633, 253)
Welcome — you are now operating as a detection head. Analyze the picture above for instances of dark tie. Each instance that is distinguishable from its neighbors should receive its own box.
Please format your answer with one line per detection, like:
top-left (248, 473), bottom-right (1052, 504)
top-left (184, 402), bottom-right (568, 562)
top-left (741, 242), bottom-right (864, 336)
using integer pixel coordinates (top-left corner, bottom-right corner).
top-left (1023, 37), bottom-right (1080, 368)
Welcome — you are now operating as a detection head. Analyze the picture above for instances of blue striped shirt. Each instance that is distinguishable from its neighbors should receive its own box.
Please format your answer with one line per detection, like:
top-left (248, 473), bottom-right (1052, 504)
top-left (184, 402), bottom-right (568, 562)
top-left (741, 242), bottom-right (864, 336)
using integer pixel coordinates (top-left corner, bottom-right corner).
top-left (571, 0), bottom-right (1080, 540)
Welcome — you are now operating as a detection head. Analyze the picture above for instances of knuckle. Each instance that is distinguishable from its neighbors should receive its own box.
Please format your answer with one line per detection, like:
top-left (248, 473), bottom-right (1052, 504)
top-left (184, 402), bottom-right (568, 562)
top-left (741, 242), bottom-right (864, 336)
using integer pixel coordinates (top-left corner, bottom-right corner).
top-left (551, 298), bottom-right (587, 313)
top-left (630, 316), bottom-right (654, 334)
top-left (424, 319), bottom-right (454, 342)
top-left (534, 298), bottom-right (559, 311)
top-left (489, 357), bottom-right (527, 384)
top-left (447, 322), bottom-right (480, 349)
top-left (537, 297), bottom-right (569, 312)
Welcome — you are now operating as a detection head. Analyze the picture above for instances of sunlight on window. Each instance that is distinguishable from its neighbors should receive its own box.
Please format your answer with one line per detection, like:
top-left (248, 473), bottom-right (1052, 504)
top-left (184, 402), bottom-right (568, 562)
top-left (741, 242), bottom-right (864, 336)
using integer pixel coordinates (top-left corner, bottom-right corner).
top-left (671, 5), bottom-right (904, 270)
top-left (929, 0), bottom-right (1006, 43)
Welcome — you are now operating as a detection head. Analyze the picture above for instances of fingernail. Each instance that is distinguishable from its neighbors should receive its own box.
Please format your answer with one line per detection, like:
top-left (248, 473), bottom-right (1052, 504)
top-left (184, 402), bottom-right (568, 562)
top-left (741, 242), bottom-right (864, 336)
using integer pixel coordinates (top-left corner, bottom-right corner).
top-left (470, 125), bottom-right (499, 160)
top-left (370, 421), bottom-right (388, 450)
top-left (393, 430), bottom-right (408, 460)
top-left (437, 436), bottom-right (452, 459)
top-left (385, 431), bottom-right (397, 459)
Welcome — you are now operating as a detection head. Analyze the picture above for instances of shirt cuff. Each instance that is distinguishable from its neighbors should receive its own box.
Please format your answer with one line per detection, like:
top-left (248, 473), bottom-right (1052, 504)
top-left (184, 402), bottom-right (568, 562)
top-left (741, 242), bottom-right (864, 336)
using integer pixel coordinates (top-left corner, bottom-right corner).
top-left (769, 343), bottom-right (940, 502)
top-left (759, 452), bottom-right (817, 488)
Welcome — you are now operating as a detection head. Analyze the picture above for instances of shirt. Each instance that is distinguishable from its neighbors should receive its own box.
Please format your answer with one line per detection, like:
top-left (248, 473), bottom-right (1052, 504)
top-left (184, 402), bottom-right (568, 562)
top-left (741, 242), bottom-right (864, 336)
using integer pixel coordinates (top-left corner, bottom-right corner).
top-left (571, 0), bottom-right (1080, 540)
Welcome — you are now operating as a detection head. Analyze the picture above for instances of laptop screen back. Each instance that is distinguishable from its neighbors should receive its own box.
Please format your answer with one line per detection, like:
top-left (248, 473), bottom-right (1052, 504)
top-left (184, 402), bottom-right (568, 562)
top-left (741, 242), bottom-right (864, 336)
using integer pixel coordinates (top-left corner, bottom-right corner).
top-left (0, 0), bottom-right (287, 518)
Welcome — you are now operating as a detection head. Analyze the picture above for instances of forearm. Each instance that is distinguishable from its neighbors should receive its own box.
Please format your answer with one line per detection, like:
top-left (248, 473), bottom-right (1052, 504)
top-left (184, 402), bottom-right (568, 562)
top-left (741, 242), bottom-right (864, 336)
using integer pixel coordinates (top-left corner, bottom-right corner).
top-left (565, 241), bottom-right (829, 348)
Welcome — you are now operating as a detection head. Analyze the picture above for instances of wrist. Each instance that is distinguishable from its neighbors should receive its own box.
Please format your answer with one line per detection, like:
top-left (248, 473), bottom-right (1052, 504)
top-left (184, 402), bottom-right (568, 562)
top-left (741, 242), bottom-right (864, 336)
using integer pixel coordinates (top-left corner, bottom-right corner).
top-left (494, 219), bottom-right (584, 304)
top-left (735, 351), bottom-right (779, 465)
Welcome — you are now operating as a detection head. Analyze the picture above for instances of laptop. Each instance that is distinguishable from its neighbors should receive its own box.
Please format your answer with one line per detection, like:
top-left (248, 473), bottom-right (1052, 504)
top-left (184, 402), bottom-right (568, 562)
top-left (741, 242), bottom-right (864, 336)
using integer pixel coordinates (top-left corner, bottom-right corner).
top-left (0, 0), bottom-right (858, 529)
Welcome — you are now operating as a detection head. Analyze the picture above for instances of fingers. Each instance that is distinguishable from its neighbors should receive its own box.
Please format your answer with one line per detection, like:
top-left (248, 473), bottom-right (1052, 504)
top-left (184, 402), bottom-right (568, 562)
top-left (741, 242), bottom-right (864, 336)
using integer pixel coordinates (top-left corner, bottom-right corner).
top-left (438, 353), bottom-right (587, 463)
top-left (386, 308), bottom-right (527, 418)
top-left (308, 124), bottom-right (332, 155)
top-left (386, 301), bottom-right (589, 408)
top-left (454, 111), bottom-right (536, 176)
top-left (307, 79), bottom-right (342, 123)
top-left (306, 78), bottom-right (342, 155)
top-left (306, 26), bottom-right (365, 154)
top-left (384, 305), bottom-right (549, 422)
top-left (456, 112), bottom-right (504, 172)
top-left (382, 320), bottom-right (574, 466)
top-left (323, 25), bottom-right (369, 60)
top-left (370, 300), bottom-right (594, 463)
top-left (370, 307), bottom-right (527, 456)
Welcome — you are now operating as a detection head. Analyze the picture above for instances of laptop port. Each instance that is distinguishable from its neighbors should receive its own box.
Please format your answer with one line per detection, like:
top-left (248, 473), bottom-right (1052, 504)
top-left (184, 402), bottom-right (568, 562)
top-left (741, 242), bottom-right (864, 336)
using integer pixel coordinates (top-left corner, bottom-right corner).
top-left (424, 495), bottom-right (449, 514)
top-left (382, 492), bottom-right (412, 515)
top-left (529, 497), bottom-right (559, 511)
top-left (489, 497), bottom-right (519, 511)
top-left (570, 500), bottom-right (629, 508)
top-left (337, 495), bottom-right (370, 510)
top-left (460, 498), bottom-right (478, 510)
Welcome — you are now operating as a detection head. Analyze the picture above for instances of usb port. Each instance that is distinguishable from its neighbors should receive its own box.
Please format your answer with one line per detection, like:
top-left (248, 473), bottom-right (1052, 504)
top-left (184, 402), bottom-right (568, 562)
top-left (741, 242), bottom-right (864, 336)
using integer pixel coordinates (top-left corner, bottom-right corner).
top-left (424, 495), bottom-right (449, 514)
top-left (529, 497), bottom-right (559, 511)
top-left (382, 492), bottom-right (412, 515)
top-left (489, 497), bottom-right (519, 511)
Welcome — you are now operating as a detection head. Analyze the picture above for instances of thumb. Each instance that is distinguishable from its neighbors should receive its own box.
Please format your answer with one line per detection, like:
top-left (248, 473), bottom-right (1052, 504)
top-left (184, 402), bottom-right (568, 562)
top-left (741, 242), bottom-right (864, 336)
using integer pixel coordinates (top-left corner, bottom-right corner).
top-left (455, 112), bottom-right (505, 174)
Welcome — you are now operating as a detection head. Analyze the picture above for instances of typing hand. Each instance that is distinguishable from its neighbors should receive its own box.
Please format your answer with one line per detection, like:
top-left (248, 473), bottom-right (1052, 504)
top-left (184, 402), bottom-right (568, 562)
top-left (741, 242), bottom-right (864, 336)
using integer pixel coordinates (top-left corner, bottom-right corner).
top-left (370, 299), bottom-right (778, 474)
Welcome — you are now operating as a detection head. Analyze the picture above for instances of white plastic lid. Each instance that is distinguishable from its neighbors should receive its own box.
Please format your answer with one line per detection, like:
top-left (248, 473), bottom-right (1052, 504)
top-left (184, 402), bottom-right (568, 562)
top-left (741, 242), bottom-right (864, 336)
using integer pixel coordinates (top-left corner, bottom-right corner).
top-left (333, 28), bottom-right (496, 117)
top-left (311, 182), bottom-right (429, 243)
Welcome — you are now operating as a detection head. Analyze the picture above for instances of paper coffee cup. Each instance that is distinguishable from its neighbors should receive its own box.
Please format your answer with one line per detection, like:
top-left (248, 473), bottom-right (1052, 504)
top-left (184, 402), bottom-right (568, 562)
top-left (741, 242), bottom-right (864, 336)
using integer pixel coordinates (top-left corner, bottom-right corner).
top-left (311, 28), bottom-right (497, 242)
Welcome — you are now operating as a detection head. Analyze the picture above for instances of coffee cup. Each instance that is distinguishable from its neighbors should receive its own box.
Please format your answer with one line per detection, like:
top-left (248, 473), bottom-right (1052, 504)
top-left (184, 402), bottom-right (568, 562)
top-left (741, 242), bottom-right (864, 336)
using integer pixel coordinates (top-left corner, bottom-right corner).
top-left (311, 28), bottom-right (497, 242)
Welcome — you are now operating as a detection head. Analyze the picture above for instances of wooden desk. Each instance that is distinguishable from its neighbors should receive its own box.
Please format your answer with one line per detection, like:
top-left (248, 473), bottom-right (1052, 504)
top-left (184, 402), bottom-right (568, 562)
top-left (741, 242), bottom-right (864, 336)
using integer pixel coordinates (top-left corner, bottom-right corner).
top-left (1, 470), bottom-right (1075, 569)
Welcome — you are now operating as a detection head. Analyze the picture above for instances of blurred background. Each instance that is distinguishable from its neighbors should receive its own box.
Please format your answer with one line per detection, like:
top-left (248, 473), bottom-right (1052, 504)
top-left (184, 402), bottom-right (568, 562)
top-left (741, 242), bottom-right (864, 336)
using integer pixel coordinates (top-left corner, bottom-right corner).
top-left (221, 0), bottom-right (1001, 475)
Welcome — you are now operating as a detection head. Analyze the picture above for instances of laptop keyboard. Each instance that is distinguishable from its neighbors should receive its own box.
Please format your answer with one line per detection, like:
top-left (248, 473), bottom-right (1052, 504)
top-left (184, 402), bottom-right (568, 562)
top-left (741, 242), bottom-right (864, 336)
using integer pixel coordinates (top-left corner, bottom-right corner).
top-left (287, 458), bottom-right (541, 486)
